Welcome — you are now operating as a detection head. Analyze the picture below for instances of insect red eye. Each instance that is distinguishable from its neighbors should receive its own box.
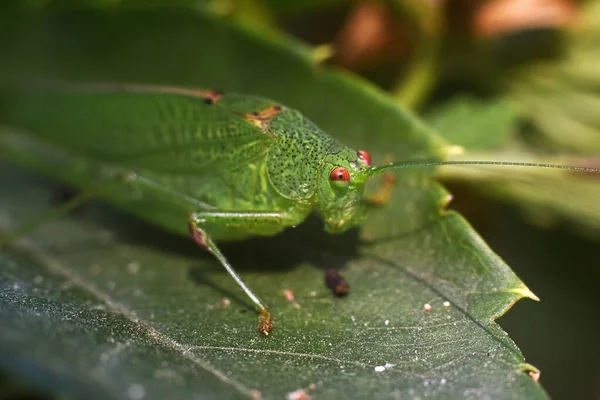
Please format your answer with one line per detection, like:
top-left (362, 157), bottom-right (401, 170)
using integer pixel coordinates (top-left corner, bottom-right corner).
top-left (357, 150), bottom-right (371, 166)
top-left (330, 167), bottom-right (350, 182)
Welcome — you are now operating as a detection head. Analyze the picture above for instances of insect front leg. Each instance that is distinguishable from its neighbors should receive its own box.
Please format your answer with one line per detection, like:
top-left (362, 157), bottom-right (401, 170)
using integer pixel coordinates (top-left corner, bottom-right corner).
top-left (188, 211), bottom-right (291, 336)
top-left (364, 171), bottom-right (396, 207)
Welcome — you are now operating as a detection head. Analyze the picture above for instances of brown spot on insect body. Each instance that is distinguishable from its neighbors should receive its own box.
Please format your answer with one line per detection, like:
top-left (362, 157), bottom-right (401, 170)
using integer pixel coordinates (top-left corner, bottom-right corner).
top-left (141, 85), bottom-right (222, 104)
top-left (325, 269), bottom-right (349, 296)
top-left (244, 105), bottom-right (283, 130)
top-left (109, 83), bottom-right (224, 105)
top-left (199, 90), bottom-right (223, 105)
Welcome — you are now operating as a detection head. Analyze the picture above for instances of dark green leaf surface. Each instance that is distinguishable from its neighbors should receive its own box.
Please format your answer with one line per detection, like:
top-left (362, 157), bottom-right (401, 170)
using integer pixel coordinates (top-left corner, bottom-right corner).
top-left (426, 96), bottom-right (518, 151)
top-left (0, 7), bottom-right (545, 399)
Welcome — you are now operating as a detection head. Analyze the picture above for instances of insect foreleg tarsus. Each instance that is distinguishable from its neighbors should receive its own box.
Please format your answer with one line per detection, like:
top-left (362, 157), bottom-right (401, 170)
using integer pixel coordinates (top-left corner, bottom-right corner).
top-left (188, 211), bottom-right (290, 335)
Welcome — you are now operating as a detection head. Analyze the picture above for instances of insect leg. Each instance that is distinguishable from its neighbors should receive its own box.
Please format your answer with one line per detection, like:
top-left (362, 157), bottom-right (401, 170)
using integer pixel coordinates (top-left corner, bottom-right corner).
top-left (364, 172), bottom-right (396, 207)
top-left (189, 211), bottom-right (287, 336)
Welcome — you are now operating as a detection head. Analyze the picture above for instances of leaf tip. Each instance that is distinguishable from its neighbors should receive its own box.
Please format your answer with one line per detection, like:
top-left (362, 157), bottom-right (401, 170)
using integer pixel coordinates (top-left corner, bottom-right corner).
top-left (519, 363), bottom-right (541, 383)
top-left (510, 285), bottom-right (540, 302)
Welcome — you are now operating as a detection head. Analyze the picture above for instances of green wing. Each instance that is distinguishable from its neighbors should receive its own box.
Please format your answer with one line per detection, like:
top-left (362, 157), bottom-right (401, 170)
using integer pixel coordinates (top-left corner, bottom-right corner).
top-left (2, 85), bottom-right (274, 174)
top-left (0, 84), bottom-right (294, 235)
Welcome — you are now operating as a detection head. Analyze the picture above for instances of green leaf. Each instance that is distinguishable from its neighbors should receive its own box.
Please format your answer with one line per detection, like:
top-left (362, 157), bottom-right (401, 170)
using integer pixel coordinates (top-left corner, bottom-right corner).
top-left (424, 92), bottom-right (600, 236)
top-left (507, 1), bottom-right (600, 155)
top-left (426, 96), bottom-right (519, 151)
top-left (0, 7), bottom-right (545, 399)
top-left (434, 148), bottom-right (600, 236)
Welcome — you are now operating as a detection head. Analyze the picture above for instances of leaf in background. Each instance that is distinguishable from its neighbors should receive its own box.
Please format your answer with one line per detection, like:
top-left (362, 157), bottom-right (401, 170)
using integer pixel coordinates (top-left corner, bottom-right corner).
top-left (426, 94), bottom-right (600, 236)
top-left (0, 6), bottom-right (545, 399)
top-left (435, 149), bottom-right (600, 237)
top-left (507, 0), bottom-right (600, 155)
top-left (426, 96), bottom-right (519, 151)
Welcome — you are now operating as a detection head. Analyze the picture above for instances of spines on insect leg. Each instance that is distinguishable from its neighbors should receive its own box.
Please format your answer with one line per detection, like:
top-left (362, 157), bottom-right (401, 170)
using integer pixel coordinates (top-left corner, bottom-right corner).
top-left (187, 213), bottom-right (273, 335)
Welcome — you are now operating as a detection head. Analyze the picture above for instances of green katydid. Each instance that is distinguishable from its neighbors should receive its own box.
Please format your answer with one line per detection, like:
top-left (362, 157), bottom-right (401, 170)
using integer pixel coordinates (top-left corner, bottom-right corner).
top-left (1, 80), bottom-right (599, 335)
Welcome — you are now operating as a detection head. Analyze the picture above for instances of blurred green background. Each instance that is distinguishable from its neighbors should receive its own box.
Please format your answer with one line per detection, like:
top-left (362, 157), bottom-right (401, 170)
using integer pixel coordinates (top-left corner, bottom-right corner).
top-left (1, 0), bottom-right (600, 399)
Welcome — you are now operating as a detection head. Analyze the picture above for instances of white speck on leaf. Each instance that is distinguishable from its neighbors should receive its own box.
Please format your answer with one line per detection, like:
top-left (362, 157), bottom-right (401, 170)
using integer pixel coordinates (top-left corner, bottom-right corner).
top-left (443, 301), bottom-right (450, 307)
top-left (127, 261), bottom-right (141, 274)
top-left (126, 384), bottom-right (145, 400)
top-left (384, 319), bottom-right (390, 326)
top-left (374, 366), bottom-right (385, 372)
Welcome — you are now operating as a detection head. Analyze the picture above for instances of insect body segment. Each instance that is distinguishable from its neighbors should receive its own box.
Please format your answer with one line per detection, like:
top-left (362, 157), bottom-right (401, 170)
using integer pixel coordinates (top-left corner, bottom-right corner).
top-left (0, 81), bottom-right (374, 335)
top-left (3, 81), bottom-right (600, 336)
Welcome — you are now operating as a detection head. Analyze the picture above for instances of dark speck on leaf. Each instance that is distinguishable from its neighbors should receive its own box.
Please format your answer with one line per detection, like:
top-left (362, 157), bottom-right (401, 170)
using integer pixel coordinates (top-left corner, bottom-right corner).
top-left (325, 269), bottom-right (349, 296)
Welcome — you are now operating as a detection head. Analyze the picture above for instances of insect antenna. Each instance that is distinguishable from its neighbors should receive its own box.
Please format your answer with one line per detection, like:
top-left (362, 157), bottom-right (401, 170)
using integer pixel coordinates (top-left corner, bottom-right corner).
top-left (368, 160), bottom-right (600, 177)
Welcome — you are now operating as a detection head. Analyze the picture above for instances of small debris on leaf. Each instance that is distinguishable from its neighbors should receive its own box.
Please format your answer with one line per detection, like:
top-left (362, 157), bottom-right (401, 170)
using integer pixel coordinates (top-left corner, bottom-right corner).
top-left (282, 289), bottom-right (295, 302)
top-left (126, 383), bottom-right (145, 400)
top-left (127, 261), bottom-right (141, 275)
top-left (286, 389), bottom-right (311, 400)
top-left (325, 269), bottom-right (349, 296)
